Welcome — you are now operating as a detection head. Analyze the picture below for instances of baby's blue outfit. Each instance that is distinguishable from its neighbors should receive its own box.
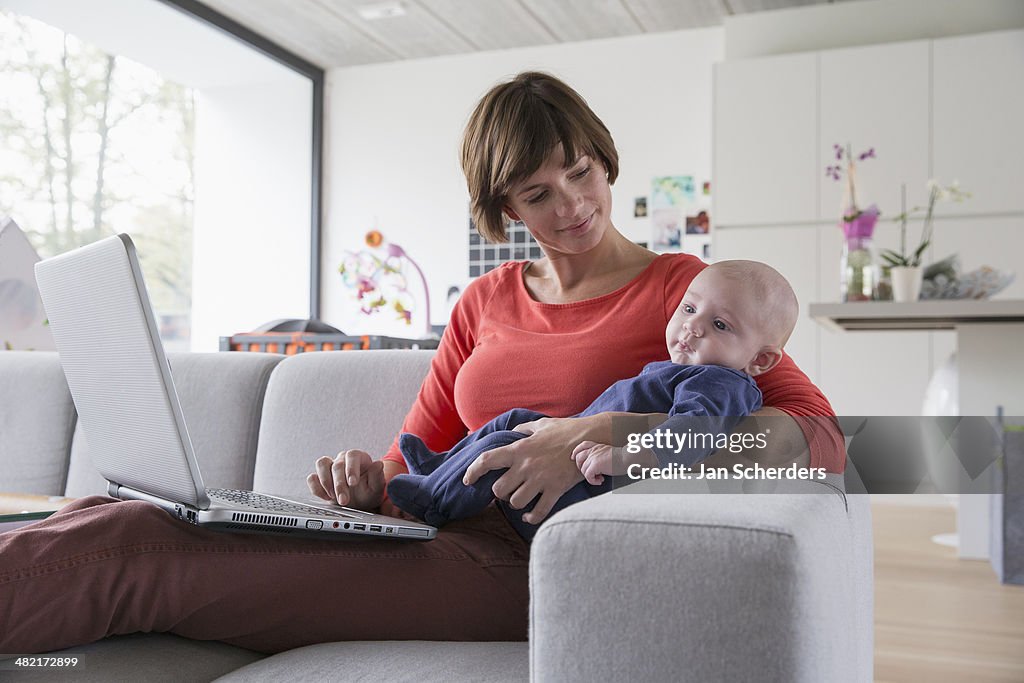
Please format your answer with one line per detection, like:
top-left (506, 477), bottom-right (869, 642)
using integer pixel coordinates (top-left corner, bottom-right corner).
top-left (386, 361), bottom-right (762, 540)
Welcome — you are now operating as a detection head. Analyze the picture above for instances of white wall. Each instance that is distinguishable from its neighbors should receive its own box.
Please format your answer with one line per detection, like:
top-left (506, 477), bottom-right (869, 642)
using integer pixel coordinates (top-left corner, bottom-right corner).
top-left (322, 27), bottom-right (723, 335)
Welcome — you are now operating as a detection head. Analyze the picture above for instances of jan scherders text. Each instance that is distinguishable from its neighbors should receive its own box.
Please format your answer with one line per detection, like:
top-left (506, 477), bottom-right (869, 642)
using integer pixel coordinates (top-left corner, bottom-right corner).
top-left (623, 427), bottom-right (827, 481)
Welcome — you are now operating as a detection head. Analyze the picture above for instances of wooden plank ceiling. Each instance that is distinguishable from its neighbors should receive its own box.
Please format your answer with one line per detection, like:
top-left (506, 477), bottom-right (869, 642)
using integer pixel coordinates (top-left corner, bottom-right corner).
top-left (198, 0), bottom-right (834, 68)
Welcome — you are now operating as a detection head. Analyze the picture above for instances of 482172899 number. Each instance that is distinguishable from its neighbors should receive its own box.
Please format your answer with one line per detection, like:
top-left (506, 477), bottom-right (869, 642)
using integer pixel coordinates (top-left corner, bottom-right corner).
top-left (11, 656), bottom-right (80, 668)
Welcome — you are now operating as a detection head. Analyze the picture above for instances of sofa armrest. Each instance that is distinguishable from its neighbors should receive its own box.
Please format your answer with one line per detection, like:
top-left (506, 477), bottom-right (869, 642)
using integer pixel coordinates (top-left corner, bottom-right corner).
top-left (529, 479), bottom-right (872, 682)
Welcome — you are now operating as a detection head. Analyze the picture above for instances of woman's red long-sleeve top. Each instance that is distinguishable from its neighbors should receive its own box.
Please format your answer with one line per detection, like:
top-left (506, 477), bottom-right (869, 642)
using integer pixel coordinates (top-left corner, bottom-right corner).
top-left (383, 253), bottom-right (844, 473)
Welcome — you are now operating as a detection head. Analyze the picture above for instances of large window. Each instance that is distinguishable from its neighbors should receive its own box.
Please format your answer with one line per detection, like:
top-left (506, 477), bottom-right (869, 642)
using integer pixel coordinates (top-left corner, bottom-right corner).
top-left (2, 0), bottom-right (320, 353)
top-left (0, 9), bottom-right (195, 349)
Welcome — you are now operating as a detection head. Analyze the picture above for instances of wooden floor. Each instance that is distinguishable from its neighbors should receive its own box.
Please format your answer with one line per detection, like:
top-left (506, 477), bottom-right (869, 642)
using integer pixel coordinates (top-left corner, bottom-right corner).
top-left (873, 502), bottom-right (1024, 682)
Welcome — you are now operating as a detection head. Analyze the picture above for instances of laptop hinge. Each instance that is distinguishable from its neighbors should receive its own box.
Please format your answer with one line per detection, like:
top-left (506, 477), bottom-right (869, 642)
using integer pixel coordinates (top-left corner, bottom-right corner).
top-left (108, 482), bottom-right (200, 525)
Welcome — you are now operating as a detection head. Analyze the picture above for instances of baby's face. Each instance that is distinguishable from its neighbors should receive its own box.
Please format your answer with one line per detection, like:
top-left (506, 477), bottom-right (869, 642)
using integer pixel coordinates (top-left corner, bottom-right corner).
top-left (665, 268), bottom-right (770, 373)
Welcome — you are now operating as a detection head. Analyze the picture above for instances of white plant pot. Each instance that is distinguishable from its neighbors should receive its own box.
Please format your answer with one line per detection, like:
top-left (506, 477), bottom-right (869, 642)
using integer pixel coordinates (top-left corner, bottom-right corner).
top-left (890, 265), bottom-right (923, 302)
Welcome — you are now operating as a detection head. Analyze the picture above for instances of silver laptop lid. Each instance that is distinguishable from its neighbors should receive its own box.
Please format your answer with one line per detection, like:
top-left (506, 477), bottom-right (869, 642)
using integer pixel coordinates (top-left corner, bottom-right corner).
top-left (35, 234), bottom-right (209, 509)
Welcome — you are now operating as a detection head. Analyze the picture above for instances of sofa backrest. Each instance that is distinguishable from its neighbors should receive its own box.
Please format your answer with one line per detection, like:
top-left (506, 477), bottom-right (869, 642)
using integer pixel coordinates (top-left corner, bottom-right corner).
top-left (2, 349), bottom-right (433, 500)
top-left (0, 351), bottom-right (75, 495)
top-left (251, 350), bottom-right (434, 499)
top-left (64, 352), bottom-right (284, 497)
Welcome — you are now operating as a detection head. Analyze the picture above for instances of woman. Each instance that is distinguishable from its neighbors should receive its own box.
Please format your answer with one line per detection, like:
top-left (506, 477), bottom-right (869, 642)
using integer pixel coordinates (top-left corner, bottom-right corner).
top-left (0, 72), bottom-right (841, 655)
top-left (310, 71), bottom-right (841, 522)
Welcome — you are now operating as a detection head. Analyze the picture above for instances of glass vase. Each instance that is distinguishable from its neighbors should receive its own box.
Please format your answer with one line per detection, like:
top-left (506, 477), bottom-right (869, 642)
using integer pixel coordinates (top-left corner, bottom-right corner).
top-left (840, 235), bottom-right (880, 302)
top-left (839, 205), bottom-right (880, 302)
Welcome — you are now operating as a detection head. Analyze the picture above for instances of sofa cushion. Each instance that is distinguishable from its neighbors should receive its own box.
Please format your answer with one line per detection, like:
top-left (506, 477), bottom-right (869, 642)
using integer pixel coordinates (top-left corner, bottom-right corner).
top-left (213, 641), bottom-right (527, 682)
top-left (64, 352), bottom-right (283, 497)
top-left (252, 350), bottom-right (433, 499)
top-left (0, 351), bottom-right (75, 495)
top-left (20, 633), bottom-right (262, 682)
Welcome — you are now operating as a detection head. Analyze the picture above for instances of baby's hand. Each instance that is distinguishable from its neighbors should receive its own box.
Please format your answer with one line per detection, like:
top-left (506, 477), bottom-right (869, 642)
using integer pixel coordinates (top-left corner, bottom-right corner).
top-left (571, 440), bottom-right (614, 486)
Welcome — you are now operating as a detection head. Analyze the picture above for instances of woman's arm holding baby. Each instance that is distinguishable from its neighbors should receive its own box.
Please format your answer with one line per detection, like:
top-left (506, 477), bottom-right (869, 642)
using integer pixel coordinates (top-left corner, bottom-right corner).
top-left (464, 406), bottom-right (818, 524)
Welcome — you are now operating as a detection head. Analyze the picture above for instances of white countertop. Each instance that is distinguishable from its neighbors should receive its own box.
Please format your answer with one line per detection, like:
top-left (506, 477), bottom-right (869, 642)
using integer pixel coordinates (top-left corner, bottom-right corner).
top-left (808, 299), bottom-right (1024, 331)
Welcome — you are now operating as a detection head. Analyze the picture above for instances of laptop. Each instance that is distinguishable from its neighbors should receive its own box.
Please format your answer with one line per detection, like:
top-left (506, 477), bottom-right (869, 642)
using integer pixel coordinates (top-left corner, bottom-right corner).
top-left (34, 233), bottom-right (436, 540)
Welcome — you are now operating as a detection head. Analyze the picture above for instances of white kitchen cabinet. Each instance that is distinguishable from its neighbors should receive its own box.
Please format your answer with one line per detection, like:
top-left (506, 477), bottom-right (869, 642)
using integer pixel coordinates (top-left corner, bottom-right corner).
top-left (713, 52), bottom-right (818, 227)
top-left (714, 30), bottom-right (1024, 418)
top-left (933, 29), bottom-right (1024, 215)
top-left (819, 40), bottom-right (932, 222)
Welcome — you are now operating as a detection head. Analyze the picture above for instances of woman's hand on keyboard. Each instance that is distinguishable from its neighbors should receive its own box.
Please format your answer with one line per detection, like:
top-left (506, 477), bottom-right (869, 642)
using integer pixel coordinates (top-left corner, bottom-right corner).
top-left (307, 449), bottom-right (385, 511)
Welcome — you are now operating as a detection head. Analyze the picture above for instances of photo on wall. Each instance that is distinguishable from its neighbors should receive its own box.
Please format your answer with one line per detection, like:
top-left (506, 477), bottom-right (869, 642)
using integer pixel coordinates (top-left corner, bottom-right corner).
top-left (634, 196), bottom-right (648, 218)
top-left (685, 210), bottom-right (710, 235)
top-left (650, 176), bottom-right (697, 252)
top-left (683, 181), bottom-right (713, 263)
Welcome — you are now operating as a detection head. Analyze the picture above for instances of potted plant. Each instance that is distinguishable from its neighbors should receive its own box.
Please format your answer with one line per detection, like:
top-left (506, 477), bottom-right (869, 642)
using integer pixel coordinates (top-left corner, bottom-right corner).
top-left (827, 143), bottom-right (880, 301)
top-left (882, 180), bottom-right (971, 302)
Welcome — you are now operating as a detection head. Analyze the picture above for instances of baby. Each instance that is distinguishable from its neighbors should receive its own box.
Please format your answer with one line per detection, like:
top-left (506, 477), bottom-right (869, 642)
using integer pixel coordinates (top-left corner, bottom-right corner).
top-left (386, 260), bottom-right (799, 540)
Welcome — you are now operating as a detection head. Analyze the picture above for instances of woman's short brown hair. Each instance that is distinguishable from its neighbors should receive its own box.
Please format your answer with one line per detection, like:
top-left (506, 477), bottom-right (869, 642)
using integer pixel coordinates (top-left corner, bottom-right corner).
top-left (460, 71), bottom-right (619, 243)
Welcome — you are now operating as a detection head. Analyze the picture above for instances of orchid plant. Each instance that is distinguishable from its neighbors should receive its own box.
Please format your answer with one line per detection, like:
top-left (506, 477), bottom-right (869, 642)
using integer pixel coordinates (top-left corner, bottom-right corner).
top-left (881, 180), bottom-right (971, 268)
top-left (826, 143), bottom-right (876, 223)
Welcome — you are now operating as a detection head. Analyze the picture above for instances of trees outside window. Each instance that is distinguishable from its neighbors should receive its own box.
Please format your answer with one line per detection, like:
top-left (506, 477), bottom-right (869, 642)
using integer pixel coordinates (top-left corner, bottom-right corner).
top-left (0, 10), bottom-right (195, 349)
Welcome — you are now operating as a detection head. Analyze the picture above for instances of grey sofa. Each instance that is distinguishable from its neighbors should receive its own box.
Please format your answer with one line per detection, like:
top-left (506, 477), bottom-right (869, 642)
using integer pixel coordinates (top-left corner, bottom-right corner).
top-left (0, 350), bottom-right (873, 682)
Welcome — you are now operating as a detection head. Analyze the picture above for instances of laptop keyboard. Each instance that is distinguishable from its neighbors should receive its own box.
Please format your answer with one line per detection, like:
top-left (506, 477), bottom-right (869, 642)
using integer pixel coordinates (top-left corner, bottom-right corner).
top-left (206, 488), bottom-right (366, 518)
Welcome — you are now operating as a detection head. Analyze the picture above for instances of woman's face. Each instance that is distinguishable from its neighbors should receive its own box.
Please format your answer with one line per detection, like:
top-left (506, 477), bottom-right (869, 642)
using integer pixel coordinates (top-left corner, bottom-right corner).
top-left (503, 146), bottom-right (612, 258)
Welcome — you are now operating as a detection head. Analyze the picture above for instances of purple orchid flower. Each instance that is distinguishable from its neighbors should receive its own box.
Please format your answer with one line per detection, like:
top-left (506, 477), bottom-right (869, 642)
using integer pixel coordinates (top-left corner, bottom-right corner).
top-left (826, 143), bottom-right (874, 182)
